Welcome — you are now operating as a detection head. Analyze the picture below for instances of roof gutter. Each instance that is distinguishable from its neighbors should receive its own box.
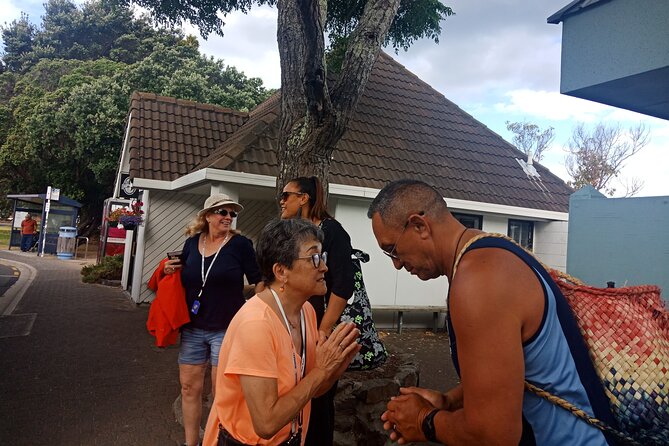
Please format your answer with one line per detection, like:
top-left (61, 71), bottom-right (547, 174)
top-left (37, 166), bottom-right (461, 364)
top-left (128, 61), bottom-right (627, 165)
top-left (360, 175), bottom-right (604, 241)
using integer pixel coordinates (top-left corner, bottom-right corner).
top-left (133, 168), bottom-right (568, 222)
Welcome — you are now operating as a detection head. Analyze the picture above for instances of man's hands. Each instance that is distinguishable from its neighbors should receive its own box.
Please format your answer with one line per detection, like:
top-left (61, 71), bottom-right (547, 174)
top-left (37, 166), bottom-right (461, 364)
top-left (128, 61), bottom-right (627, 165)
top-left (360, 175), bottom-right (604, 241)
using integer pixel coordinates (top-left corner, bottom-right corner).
top-left (381, 386), bottom-right (460, 444)
top-left (381, 392), bottom-right (434, 444)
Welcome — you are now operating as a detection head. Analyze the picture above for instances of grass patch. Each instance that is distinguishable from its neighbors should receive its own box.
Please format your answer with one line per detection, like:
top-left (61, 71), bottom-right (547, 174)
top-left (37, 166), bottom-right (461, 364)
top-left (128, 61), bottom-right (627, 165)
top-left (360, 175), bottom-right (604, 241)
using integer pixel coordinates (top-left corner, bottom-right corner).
top-left (81, 254), bottom-right (124, 283)
top-left (0, 225), bottom-right (11, 248)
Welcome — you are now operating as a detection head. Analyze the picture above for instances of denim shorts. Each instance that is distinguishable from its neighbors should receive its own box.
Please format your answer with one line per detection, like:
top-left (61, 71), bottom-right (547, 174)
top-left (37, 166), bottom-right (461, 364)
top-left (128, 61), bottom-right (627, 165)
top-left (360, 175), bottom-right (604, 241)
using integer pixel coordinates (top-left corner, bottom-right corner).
top-left (178, 327), bottom-right (226, 366)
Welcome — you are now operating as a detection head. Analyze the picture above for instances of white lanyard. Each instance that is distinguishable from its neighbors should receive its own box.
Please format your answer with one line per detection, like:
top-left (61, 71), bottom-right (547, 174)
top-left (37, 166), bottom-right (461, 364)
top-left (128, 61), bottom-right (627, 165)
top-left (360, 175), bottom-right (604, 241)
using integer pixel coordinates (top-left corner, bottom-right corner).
top-left (199, 233), bottom-right (229, 298)
top-left (269, 287), bottom-right (306, 434)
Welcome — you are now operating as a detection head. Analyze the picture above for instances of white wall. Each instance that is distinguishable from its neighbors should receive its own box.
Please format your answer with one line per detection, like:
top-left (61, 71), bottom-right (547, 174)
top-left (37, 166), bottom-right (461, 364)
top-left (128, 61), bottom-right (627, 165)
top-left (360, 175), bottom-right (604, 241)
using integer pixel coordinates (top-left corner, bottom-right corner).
top-left (334, 198), bottom-right (449, 308)
top-left (478, 213), bottom-right (508, 235)
top-left (534, 220), bottom-right (568, 272)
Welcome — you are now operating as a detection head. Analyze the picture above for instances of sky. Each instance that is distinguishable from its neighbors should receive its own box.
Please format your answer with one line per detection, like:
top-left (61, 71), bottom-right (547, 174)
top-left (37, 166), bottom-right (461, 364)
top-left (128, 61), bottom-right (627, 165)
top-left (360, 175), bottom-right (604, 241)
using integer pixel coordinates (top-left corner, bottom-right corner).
top-left (2, 0), bottom-right (668, 197)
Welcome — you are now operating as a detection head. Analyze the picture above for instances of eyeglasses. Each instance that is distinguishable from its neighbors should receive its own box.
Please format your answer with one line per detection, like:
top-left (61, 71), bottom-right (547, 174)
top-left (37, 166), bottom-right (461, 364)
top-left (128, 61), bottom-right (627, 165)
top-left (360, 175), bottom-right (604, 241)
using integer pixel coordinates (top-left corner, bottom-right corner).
top-left (297, 251), bottom-right (328, 268)
top-left (382, 211), bottom-right (424, 260)
top-left (279, 191), bottom-right (305, 202)
top-left (211, 208), bottom-right (238, 218)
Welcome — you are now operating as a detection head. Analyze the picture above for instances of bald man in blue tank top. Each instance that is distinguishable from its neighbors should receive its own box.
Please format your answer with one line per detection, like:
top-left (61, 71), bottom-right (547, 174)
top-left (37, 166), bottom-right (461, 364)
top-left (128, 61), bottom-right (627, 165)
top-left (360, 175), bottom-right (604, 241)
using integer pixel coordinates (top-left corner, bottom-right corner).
top-left (368, 179), bottom-right (616, 446)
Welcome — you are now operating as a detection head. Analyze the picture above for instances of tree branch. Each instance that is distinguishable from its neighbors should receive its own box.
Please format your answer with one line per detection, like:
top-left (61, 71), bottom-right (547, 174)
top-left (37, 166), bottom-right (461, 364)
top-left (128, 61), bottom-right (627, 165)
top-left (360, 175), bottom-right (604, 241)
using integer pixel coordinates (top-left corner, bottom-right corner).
top-left (277, 0), bottom-right (308, 126)
top-left (331, 0), bottom-right (400, 119)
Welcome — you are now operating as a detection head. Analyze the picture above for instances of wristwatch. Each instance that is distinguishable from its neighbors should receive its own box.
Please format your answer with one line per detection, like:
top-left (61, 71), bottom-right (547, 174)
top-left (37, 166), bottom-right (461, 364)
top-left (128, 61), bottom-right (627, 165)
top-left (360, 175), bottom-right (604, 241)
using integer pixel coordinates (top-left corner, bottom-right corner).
top-left (422, 408), bottom-right (440, 442)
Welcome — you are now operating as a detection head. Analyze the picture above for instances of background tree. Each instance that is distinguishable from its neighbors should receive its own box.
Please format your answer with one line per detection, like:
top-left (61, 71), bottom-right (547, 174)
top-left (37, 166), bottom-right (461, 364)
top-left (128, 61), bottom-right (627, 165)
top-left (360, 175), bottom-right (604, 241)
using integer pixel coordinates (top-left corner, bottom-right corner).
top-left (565, 122), bottom-right (649, 197)
top-left (114, 0), bottom-right (454, 190)
top-left (505, 120), bottom-right (554, 162)
top-left (0, 0), bottom-right (271, 229)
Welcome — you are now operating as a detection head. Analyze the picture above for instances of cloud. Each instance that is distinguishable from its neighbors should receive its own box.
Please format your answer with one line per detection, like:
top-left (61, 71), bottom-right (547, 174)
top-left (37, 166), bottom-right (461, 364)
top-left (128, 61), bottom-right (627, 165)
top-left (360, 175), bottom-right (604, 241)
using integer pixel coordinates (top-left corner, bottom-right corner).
top-left (390, 0), bottom-right (567, 105)
top-left (493, 89), bottom-right (608, 122)
top-left (184, 5), bottom-right (281, 88)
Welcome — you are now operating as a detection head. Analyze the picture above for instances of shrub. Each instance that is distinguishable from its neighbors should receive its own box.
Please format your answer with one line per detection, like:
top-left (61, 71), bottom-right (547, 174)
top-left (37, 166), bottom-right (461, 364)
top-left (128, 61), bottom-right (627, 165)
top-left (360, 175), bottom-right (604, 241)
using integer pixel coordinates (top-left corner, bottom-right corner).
top-left (81, 255), bottom-right (124, 284)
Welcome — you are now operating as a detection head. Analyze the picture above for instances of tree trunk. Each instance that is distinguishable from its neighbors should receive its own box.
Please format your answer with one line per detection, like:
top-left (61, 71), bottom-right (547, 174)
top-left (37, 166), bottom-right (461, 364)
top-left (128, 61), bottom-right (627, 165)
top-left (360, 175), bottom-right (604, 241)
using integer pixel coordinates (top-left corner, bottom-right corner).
top-left (275, 0), bottom-right (400, 193)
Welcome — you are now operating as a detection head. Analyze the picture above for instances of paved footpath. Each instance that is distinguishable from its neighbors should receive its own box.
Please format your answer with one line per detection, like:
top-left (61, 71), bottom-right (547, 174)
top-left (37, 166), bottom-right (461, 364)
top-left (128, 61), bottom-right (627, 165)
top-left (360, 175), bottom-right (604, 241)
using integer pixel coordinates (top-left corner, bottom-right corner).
top-left (0, 250), bottom-right (184, 445)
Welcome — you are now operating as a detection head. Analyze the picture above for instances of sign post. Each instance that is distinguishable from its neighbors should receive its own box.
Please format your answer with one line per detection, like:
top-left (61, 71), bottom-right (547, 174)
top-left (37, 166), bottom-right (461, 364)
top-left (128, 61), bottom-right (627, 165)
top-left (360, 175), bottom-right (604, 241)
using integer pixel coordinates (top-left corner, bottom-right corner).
top-left (40, 186), bottom-right (53, 257)
top-left (39, 186), bottom-right (60, 256)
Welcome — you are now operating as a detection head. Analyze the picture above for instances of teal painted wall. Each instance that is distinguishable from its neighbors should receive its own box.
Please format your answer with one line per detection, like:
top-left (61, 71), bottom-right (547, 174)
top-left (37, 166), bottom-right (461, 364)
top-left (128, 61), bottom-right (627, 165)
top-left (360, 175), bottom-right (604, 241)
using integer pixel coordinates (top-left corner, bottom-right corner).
top-left (567, 186), bottom-right (669, 301)
top-left (560, 0), bottom-right (669, 92)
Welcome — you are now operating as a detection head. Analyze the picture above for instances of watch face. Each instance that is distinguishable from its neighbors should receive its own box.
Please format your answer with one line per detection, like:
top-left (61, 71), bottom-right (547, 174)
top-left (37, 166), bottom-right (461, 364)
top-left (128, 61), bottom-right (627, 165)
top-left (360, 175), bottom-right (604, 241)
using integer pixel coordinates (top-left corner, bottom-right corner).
top-left (121, 176), bottom-right (136, 195)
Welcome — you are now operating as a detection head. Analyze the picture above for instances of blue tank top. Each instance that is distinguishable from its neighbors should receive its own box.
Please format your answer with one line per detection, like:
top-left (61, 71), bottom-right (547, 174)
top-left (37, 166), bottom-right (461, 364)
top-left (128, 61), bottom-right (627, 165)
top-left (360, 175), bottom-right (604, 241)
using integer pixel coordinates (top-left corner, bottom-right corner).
top-left (446, 236), bottom-right (617, 445)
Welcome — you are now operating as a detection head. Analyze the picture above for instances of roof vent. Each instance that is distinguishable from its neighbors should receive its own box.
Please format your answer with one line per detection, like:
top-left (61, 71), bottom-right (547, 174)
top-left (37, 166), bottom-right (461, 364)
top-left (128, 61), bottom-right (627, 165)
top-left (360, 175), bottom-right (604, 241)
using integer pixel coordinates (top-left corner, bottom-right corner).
top-left (516, 157), bottom-right (541, 178)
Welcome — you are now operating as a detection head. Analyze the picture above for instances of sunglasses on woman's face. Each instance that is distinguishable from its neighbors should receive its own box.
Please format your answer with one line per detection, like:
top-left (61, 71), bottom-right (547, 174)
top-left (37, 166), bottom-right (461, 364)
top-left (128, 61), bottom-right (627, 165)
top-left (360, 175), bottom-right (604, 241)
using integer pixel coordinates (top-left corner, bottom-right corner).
top-left (297, 251), bottom-right (328, 268)
top-left (211, 208), bottom-right (238, 218)
top-left (279, 191), bottom-right (305, 202)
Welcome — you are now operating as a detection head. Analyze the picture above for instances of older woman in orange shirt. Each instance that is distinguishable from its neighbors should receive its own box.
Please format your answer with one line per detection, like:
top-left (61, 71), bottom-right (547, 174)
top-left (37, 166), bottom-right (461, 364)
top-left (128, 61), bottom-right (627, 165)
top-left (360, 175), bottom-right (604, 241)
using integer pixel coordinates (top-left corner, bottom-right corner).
top-left (203, 218), bottom-right (360, 446)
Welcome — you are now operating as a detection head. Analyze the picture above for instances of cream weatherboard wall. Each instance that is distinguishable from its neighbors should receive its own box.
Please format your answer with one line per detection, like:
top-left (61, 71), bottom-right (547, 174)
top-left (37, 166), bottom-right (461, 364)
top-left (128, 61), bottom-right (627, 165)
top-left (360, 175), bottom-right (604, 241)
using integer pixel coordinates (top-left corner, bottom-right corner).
top-left (135, 190), bottom-right (202, 303)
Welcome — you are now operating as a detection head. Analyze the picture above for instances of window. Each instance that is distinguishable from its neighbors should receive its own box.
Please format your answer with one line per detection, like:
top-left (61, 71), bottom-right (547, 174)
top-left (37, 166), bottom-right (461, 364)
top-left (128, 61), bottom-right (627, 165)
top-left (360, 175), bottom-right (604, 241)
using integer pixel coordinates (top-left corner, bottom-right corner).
top-left (453, 212), bottom-right (482, 230)
top-left (508, 219), bottom-right (534, 250)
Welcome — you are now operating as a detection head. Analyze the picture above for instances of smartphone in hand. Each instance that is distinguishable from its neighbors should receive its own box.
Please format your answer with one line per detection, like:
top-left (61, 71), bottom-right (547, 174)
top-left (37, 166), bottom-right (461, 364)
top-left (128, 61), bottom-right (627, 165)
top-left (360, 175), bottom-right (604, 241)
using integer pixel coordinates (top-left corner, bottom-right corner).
top-left (166, 250), bottom-right (184, 264)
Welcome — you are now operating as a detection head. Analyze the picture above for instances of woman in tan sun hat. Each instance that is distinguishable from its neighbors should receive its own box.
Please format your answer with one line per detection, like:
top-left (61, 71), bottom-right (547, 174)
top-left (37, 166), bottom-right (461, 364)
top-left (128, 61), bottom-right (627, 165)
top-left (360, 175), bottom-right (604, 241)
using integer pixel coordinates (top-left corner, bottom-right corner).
top-left (163, 193), bottom-right (263, 446)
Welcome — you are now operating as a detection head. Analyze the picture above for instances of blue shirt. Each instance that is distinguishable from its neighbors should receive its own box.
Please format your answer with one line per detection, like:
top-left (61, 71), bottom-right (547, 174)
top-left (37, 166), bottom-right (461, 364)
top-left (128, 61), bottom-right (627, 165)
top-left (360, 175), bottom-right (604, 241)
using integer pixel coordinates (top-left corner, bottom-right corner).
top-left (447, 236), bottom-right (615, 445)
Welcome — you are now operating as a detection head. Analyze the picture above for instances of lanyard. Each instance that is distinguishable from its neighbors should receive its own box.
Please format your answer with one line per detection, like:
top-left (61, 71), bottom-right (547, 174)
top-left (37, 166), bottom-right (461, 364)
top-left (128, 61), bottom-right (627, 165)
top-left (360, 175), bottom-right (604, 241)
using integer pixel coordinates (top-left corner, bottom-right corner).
top-left (199, 233), bottom-right (229, 298)
top-left (269, 287), bottom-right (306, 434)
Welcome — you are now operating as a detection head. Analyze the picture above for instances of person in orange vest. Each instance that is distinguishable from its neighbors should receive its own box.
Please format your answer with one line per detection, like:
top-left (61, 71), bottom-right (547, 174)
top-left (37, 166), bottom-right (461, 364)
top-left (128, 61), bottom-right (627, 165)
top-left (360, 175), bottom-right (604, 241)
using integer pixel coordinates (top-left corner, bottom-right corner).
top-left (20, 213), bottom-right (38, 252)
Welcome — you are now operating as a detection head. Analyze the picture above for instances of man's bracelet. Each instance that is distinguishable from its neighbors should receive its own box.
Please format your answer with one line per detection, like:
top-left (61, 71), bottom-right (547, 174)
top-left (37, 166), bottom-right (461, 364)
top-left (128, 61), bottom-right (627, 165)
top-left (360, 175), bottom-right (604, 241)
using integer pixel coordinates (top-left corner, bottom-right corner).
top-left (421, 408), bottom-right (440, 442)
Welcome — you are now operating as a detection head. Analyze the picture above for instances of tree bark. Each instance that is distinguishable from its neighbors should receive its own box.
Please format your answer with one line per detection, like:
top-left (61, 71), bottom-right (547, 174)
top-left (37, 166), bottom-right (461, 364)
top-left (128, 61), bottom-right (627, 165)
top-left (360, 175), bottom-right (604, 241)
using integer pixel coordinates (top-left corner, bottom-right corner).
top-left (276, 0), bottom-right (400, 194)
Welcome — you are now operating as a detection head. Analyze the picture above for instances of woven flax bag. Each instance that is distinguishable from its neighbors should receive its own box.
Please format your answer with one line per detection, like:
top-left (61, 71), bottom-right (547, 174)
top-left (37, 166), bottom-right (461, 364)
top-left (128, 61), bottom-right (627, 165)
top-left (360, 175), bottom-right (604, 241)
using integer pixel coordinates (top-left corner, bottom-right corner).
top-left (548, 269), bottom-right (669, 445)
top-left (455, 234), bottom-right (669, 445)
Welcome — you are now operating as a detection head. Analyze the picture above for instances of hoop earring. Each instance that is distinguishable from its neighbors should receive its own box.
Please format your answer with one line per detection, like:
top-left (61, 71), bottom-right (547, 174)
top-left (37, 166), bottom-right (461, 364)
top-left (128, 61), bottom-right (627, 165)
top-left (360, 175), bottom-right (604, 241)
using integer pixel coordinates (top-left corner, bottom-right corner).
top-left (280, 280), bottom-right (286, 292)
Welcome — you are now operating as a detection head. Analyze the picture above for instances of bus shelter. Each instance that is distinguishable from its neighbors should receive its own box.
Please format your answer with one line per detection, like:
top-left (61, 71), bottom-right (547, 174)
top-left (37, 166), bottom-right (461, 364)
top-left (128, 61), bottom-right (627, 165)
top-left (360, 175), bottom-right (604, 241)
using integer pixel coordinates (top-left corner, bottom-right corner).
top-left (6, 193), bottom-right (82, 255)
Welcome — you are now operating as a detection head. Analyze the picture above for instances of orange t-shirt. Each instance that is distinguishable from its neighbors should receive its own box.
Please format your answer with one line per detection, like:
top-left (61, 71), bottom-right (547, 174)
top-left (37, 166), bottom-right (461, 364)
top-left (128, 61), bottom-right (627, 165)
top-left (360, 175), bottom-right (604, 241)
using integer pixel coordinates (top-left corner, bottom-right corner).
top-left (203, 296), bottom-right (318, 446)
top-left (21, 218), bottom-right (37, 235)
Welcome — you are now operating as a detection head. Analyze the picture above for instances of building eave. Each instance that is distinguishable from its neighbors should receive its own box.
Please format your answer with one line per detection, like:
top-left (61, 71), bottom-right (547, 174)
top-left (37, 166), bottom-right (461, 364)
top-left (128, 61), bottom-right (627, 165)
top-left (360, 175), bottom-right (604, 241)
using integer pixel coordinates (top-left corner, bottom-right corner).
top-left (133, 168), bottom-right (568, 222)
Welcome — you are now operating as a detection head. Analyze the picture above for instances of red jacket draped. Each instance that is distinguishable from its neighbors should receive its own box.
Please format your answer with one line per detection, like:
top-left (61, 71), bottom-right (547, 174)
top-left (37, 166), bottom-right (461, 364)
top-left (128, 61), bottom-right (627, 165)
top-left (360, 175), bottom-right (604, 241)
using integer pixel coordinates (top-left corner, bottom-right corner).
top-left (146, 258), bottom-right (190, 347)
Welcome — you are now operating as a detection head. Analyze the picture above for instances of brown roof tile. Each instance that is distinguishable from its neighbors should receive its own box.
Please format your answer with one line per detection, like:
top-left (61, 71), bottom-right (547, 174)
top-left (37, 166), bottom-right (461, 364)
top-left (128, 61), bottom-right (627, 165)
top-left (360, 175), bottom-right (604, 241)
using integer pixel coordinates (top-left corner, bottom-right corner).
top-left (126, 92), bottom-right (248, 181)
top-left (127, 55), bottom-right (572, 212)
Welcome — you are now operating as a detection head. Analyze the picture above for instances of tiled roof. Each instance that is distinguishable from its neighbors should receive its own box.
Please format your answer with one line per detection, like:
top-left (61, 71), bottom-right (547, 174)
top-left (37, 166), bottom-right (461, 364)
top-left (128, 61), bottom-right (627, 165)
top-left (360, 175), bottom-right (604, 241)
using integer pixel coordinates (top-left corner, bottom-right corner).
top-left (126, 92), bottom-right (248, 181)
top-left (127, 54), bottom-right (573, 212)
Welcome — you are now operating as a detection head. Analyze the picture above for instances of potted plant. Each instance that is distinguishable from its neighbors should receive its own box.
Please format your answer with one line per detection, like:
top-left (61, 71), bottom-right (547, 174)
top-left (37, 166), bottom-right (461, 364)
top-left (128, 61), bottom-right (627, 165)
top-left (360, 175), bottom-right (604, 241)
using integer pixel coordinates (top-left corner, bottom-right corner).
top-left (107, 201), bottom-right (144, 230)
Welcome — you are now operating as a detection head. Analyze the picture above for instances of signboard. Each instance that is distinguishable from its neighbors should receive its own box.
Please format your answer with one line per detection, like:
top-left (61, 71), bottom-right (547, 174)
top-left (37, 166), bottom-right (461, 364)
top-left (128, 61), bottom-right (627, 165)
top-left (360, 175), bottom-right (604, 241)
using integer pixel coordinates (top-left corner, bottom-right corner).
top-left (50, 188), bottom-right (60, 201)
top-left (119, 173), bottom-right (140, 199)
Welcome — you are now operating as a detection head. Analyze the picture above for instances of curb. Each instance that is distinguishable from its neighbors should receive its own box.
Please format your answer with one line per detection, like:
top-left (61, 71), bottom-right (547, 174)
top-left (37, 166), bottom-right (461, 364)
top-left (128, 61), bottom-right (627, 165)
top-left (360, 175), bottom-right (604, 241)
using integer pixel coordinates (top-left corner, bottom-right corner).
top-left (0, 257), bottom-right (38, 315)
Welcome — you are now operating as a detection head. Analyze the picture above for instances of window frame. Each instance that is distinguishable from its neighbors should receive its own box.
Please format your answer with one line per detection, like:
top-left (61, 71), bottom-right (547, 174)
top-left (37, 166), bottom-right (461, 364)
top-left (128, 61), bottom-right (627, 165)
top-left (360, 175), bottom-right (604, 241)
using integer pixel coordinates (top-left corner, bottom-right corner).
top-left (452, 212), bottom-right (483, 230)
top-left (507, 219), bottom-right (534, 250)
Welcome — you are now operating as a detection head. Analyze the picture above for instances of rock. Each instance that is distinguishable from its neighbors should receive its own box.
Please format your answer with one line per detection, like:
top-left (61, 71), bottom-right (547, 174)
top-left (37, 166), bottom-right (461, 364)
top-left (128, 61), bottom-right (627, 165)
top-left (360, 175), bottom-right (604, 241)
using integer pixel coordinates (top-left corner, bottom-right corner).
top-left (334, 353), bottom-right (420, 446)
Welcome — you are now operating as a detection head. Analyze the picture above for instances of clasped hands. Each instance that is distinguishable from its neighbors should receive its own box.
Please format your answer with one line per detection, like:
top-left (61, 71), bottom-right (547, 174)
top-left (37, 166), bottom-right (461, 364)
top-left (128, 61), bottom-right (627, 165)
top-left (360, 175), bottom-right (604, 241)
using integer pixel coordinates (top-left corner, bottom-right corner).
top-left (381, 387), bottom-right (450, 444)
top-left (314, 322), bottom-right (361, 377)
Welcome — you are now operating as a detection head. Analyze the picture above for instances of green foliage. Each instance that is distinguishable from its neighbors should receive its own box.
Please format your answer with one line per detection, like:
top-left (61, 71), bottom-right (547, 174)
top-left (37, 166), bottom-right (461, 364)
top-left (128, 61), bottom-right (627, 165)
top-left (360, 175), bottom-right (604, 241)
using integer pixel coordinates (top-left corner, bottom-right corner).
top-left (1, 0), bottom-right (184, 73)
top-left (112, 0), bottom-right (276, 39)
top-left (0, 225), bottom-right (10, 246)
top-left (0, 0), bottom-right (271, 228)
top-left (0, 13), bottom-right (36, 72)
top-left (81, 254), bottom-right (124, 283)
top-left (326, 0), bottom-right (453, 52)
top-left (112, 0), bottom-right (453, 52)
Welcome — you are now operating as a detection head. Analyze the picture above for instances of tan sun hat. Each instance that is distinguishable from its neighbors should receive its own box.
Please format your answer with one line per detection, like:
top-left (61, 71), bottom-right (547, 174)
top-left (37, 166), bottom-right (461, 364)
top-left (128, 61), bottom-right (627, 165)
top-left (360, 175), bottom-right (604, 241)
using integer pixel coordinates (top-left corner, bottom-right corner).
top-left (198, 193), bottom-right (243, 216)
